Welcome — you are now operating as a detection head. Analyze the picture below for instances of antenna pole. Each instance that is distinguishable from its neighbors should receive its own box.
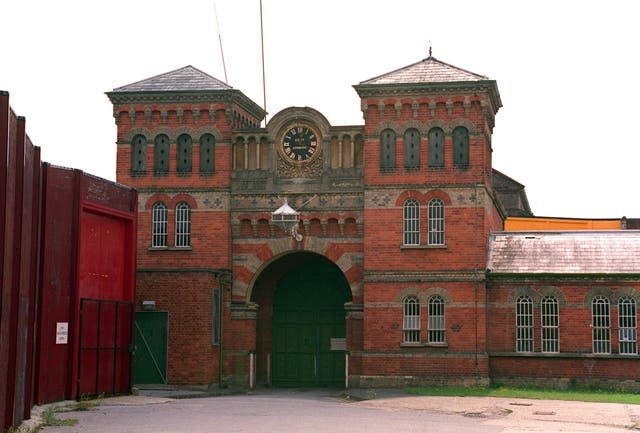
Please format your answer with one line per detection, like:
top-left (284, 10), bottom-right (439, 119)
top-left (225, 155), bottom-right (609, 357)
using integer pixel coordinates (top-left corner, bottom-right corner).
top-left (214, 3), bottom-right (228, 83)
top-left (260, 0), bottom-right (267, 126)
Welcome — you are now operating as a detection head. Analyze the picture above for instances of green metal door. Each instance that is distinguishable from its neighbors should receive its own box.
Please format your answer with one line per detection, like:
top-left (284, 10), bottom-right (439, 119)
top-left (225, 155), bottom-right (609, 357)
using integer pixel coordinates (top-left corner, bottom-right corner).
top-left (134, 311), bottom-right (168, 384)
top-left (272, 264), bottom-right (349, 387)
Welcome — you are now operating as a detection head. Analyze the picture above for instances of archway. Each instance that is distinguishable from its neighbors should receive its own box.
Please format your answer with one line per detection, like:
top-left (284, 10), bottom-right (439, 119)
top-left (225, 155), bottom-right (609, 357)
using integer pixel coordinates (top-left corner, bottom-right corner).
top-left (251, 252), bottom-right (352, 387)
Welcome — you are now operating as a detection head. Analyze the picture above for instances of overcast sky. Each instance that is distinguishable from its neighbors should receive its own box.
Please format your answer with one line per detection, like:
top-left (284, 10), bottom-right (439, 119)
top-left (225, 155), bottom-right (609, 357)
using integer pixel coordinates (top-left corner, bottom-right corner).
top-left (2, 0), bottom-right (639, 218)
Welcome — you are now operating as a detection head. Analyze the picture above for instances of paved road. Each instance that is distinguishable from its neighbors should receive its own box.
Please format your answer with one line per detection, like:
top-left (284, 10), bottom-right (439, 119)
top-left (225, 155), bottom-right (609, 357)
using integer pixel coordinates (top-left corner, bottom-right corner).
top-left (33, 389), bottom-right (640, 433)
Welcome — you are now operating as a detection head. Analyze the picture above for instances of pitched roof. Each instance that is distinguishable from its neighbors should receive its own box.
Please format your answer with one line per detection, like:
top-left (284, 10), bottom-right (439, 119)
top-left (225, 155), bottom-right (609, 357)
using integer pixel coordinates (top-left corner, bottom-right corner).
top-left (359, 56), bottom-right (488, 85)
top-left (488, 231), bottom-right (640, 274)
top-left (112, 65), bottom-right (231, 92)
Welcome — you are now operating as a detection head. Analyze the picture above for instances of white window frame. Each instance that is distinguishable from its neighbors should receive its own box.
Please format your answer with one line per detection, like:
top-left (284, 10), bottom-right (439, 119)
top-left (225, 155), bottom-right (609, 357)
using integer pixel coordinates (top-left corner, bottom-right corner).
top-left (428, 296), bottom-right (445, 343)
top-left (428, 199), bottom-right (445, 245)
top-left (592, 296), bottom-right (611, 354)
top-left (403, 296), bottom-right (420, 343)
top-left (516, 296), bottom-right (533, 352)
top-left (403, 199), bottom-right (420, 246)
top-left (151, 202), bottom-right (168, 247)
top-left (175, 202), bottom-right (191, 247)
top-left (541, 296), bottom-right (559, 353)
top-left (619, 297), bottom-right (637, 355)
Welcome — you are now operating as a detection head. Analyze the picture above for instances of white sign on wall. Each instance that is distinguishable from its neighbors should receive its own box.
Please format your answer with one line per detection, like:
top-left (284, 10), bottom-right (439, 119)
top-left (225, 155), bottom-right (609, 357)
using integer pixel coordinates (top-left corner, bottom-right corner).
top-left (56, 322), bottom-right (68, 344)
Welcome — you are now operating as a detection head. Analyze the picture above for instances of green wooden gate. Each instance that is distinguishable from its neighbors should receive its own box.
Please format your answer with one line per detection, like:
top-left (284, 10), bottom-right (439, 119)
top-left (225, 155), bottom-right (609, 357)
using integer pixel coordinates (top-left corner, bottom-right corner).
top-left (272, 265), bottom-right (350, 387)
top-left (134, 311), bottom-right (168, 384)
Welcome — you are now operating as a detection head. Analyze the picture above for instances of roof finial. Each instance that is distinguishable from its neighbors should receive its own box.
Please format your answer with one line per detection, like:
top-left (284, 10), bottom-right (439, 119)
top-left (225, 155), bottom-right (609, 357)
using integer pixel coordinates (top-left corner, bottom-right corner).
top-left (428, 40), bottom-right (432, 58)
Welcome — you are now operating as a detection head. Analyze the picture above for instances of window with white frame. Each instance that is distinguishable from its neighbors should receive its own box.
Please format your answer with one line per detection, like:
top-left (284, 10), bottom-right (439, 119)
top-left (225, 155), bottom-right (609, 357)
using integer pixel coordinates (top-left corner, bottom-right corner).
top-left (427, 199), bottom-right (444, 245)
top-left (175, 202), bottom-right (191, 247)
top-left (403, 296), bottom-right (420, 343)
top-left (592, 296), bottom-right (611, 354)
top-left (151, 202), bottom-right (168, 247)
top-left (541, 296), bottom-right (559, 353)
top-left (516, 296), bottom-right (533, 352)
top-left (428, 296), bottom-right (445, 343)
top-left (403, 199), bottom-right (420, 246)
top-left (618, 297), bottom-right (637, 355)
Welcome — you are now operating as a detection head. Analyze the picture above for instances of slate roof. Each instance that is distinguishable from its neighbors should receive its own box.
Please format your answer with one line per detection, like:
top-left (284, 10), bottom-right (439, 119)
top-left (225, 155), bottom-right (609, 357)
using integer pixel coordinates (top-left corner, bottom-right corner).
top-left (112, 65), bottom-right (231, 92)
top-left (487, 231), bottom-right (640, 274)
top-left (359, 56), bottom-right (488, 85)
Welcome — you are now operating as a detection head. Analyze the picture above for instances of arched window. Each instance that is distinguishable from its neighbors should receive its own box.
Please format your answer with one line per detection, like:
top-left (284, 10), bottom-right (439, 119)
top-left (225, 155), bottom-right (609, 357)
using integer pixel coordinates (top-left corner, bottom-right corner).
top-left (200, 134), bottom-right (215, 173)
top-left (516, 296), bottom-right (533, 352)
top-left (452, 126), bottom-right (469, 168)
top-left (427, 199), bottom-right (444, 245)
top-left (131, 134), bottom-right (147, 174)
top-left (403, 296), bottom-right (420, 343)
top-left (592, 296), bottom-right (610, 354)
top-left (619, 297), bottom-right (637, 355)
top-left (154, 134), bottom-right (169, 175)
top-left (428, 296), bottom-right (445, 343)
top-left (380, 129), bottom-right (396, 169)
top-left (175, 202), bottom-right (191, 247)
top-left (428, 127), bottom-right (444, 168)
top-left (541, 296), bottom-right (559, 353)
top-left (354, 134), bottom-right (364, 168)
top-left (151, 202), bottom-right (168, 247)
top-left (403, 199), bottom-right (420, 246)
top-left (177, 134), bottom-right (193, 173)
top-left (403, 128), bottom-right (420, 169)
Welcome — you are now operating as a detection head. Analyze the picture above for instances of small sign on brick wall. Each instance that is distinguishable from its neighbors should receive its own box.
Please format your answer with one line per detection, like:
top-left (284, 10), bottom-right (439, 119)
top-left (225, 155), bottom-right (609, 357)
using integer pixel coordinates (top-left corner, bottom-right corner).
top-left (330, 338), bottom-right (346, 351)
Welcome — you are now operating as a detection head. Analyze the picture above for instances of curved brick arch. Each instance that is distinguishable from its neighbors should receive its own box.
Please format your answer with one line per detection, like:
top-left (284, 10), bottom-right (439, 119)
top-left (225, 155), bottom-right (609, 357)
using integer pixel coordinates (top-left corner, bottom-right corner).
top-left (611, 287), bottom-right (640, 304)
top-left (171, 193), bottom-right (197, 209)
top-left (584, 287), bottom-right (613, 306)
top-left (373, 121), bottom-right (402, 136)
top-left (537, 286), bottom-right (568, 307)
top-left (450, 118), bottom-right (478, 135)
top-left (395, 190), bottom-right (426, 207)
top-left (144, 193), bottom-right (172, 210)
top-left (424, 189), bottom-right (452, 206)
top-left (124, 127), bottom-right (153, 143)
top-left (239, 242), bottom-right (362, 303)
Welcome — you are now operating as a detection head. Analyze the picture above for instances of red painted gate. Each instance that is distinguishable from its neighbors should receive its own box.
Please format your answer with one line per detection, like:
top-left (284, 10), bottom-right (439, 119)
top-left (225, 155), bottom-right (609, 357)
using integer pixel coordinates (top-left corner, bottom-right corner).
top-left (77, 299), bottom-right (134, 397)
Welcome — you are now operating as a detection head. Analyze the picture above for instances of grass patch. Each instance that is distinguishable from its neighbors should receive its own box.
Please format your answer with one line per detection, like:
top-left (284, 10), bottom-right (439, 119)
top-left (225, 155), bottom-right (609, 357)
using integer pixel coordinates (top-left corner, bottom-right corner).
top-left (405, 384), bottom-right (640, 405)
top-left (40, 407), bottom-right (78, 428)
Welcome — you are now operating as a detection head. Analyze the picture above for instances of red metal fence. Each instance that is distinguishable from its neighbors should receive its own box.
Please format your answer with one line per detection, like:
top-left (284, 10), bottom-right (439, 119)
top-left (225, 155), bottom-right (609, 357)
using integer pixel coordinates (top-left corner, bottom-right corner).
top-left (1, 91), bottom-right (137, 431)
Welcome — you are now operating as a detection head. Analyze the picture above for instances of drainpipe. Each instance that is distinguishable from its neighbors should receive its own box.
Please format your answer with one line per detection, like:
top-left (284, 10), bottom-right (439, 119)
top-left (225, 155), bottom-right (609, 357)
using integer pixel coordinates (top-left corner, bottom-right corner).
top-left (215, 269), bottom-right (232, 388)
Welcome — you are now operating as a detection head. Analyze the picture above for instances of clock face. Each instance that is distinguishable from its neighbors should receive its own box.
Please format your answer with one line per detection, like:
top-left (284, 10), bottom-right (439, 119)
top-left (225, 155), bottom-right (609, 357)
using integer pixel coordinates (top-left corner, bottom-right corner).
top-left (281, 125), bottom-right (319, 162)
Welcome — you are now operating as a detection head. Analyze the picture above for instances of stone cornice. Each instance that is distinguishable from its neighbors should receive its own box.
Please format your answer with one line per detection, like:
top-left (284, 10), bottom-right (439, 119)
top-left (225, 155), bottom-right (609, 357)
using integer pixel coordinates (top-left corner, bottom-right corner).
top-left (487, 273), bottom-right (640, 283)
top-left (353, 80), bottom-right (502, 114)
top-left (106, 89), bottom-right (266, 121)
top-left (364, 270), bottom-right (485, 283)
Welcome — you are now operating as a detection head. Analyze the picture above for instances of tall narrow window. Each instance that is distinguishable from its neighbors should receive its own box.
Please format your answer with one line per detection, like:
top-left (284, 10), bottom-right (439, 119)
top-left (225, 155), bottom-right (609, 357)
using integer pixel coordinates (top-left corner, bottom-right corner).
top-left (151, 202), bottom-right (168, 247)
top-left (516, 296), bottom-right (533, 352)
top-left (619, 297), bottom-right (637, 355)
top-left (403, 296), bottom-right (420, 343)
top-left (541, 296), bottom-right (559, 353)
top-left (428, 296), bottom-right (445, 343)
top-left (175, 202), bottom-right (191, 247)
top-left (592, 296), bottom-right (610, 354)
top-left (403, 128), bottom-right (420, 169)
top-left (380, 129), bottom-right (396, 169)
top-left (354, 134), bottom-right (364, 168)
top-left (154, 134), bottom-right (169, 175)
top-left (403, 199), bottom-right (420, 246)
top-left (131, 134), bottom-right (147, 174)
top-left (427, 199), bottom-right (445, 245)
top-left (452, 126), bottom-right (469, 168)
top-left (200, 134), bottom-right (215, 173)
top-left (428, 127), bottom-right (444, 168)
top-left (177, 134), bottom-right (193, 173)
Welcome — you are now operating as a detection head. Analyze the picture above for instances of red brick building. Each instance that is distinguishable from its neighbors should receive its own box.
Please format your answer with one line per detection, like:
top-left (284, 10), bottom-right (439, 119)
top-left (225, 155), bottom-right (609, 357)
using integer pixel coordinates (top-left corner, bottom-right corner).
top-left (107, 56), bottom-right (640, 389)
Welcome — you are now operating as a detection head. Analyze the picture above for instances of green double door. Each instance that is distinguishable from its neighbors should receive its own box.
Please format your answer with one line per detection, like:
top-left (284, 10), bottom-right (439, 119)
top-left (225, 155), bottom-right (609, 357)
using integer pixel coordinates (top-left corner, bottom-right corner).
top-left (272, 265), bottom-right (349, 387)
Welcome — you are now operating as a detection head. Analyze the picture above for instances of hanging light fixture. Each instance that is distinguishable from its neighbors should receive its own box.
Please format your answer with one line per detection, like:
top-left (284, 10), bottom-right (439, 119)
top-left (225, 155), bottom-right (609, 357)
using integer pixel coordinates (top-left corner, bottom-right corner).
top-left (271, 197), bottom-right (302, 241)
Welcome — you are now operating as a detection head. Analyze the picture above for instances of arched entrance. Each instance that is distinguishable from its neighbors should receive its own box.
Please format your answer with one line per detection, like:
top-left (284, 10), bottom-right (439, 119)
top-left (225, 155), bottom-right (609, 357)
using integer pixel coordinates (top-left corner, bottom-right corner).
top-left (251, 252), bottom-right (351, 387)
